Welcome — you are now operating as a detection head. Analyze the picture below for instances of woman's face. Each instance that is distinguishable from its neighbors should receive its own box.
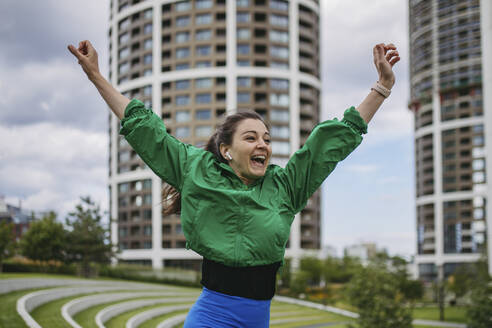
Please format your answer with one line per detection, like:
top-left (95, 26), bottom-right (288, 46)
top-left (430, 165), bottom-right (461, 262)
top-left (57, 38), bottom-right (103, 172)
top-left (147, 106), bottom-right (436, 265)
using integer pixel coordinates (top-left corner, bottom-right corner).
top-left (221, 118), bottom-right (272, 185)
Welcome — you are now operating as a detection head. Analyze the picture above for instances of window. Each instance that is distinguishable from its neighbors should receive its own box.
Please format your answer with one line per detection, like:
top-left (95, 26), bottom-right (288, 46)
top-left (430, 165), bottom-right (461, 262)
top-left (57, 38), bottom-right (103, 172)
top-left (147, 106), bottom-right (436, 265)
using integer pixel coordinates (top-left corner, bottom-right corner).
top-left (270, 30), bottom-right (288, 42)
top-left (237, 92), bottom-right (250, 103)
top-left (270, 79), bottom-right (289, 89)
top-left (270, 0), bottom-right (288, 10)
top-left (195, 125), bottom-right (212, 137)
top-left (271, 109), bottom-right (289, 122)
top-left (196, 45), bottom-right (211, 56)
top-left (176, 47), bottom-right (190, 58)
top-left (176, 79), bottom-right (190, 90)
top-left (118, 183), bottom-right (129, 193)
top-left (271, 61), bottom-right (288, 69)
top-left (196, 78), bottom-right (213, 88)
top-left (119, 18), bottom-right (130, 30)
top-left (176, 31), bottom-right (190, 43)
top-left (143, 85), bottom-right (152, 95)
top-left (237, 77), bottom-right (251, 87)
top-left (270, 93), bottom-right (289, 106)
top-left (272, 141), bottom-right (290, 155)
top-left (196, 93), bottom-right (212, 104)
top-left (237, 60), bottom-right (249, 66)
top-left (119, 32), bottom-right (129, 43)
top-left (144, 8), bottom-right (153, 19)
top-left (473, 172), bottom-right (485, 183)
top-left (134, 195), bottom-right (142, 206)
top-left (143, 54), bottom-right (152, 64)
top-left (143, 23), bottom-right (152, 34)
top-left (473, 135), bottom-right (484, 146)
top-left (119, 62), bottom-right (130, 74)
top-left (196, 109), bottom-right (211, 120)
top-left (176, 63), bottom-right (190, 70)
top-left (176, 16), bottom-right (190, 26)
top-left (472, 147), bottom-right (485, 158)
top-left (196, 29), bottom-right (212, 40)
top-left (237, 44), bottom-right (250, 55)
top-left (271, 125), bottom-right (289, 138)
top-left (237, 12), bottom-right (250, 23)
top-left (143, 179), bottom-right (152, 189)
top-left (237, 0), bottom-right (249, 7)
top-left (176, 1), bottom-right (191, 11)
top-left (144, 39), bottom-right (152, 49)
top-left (271, 46), bottom-right (289, 59)
top-left (135, 181), bottom-right (142, 191)
top-left (119, 47), bottom-right (129, 59)
top-left (237, 28), bottom-right (250, 40)
top-left (196, 61), bottom-right (211, 67)
top-left (176, 126), bottom-right (191, 137)
top-left (176, 95), bottom-right (190, 105)
top-left (196, 0), bottom-right (213, 9)
top-left (196, 13), bottom-right (212, 24)
top-left (176, 110), bottom-right (191, 122)
top-left (473, 159), bottom-right (484, 170)
top-left (270, 14), bottom-right (288, 26)
top-left (144, 194), bottom-right (152, 205)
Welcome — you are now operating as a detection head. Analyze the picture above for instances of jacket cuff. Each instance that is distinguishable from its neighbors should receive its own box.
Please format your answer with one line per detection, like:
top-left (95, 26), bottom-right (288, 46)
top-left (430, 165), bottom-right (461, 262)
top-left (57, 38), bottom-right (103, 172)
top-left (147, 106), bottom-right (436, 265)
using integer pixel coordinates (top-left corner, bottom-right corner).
top-left (341, 106), bottom-right (368, 135)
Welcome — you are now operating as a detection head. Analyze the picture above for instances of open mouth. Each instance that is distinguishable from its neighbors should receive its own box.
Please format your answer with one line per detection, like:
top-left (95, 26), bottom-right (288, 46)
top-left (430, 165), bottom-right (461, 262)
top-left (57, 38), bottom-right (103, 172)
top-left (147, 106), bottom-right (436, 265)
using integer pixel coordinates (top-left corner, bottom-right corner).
top-left (250, 155), bottom-right (267, 168)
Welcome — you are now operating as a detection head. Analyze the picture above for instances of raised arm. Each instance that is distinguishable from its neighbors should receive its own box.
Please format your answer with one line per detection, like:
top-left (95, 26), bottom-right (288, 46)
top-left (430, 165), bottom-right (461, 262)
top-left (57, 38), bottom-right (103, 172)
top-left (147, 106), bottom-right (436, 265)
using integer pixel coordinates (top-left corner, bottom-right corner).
top-left (356, 43), bottom-right (400, 123)
top-left (68, 40), bottom-right (129, 120)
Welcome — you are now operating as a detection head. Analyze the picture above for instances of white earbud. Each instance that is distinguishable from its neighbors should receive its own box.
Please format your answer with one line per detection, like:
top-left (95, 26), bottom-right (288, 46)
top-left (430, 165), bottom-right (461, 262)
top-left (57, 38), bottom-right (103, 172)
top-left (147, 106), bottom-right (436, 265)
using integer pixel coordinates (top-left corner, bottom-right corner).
top-left (225, 152), bottom-right (232, 160)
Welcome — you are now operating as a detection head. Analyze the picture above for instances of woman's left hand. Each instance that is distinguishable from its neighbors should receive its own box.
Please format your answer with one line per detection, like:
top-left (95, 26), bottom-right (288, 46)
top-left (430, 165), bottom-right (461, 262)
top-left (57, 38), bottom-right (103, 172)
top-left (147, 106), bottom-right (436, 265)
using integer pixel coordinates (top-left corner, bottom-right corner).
top-left (373, 43), bottom-right (400, 90)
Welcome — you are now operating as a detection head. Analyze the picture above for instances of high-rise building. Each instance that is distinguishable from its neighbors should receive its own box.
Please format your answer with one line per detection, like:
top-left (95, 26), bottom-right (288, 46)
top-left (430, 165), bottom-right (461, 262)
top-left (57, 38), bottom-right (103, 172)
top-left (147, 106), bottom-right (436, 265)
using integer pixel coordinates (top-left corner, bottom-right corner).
top-left (409, 0), bottom-right (492, 280)
top-left (108, 0), bottom-right (321, 269)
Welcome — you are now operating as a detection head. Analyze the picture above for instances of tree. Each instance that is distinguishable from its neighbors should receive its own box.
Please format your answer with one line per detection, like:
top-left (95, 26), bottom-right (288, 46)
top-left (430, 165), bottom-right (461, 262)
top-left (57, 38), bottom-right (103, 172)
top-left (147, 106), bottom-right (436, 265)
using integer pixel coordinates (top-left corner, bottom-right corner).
top-left (466, 259), bottom-right (492, 328)
top-left (20, 212), bottom-right (67, 263)
top-left (65, 196), bottom-right (114, 277)
top-left (347, 265), bottom-right (413, 328)
top-left (0, 221), bottom-right (15, 272)
top-left (300, 256), bottom-right (323, 286)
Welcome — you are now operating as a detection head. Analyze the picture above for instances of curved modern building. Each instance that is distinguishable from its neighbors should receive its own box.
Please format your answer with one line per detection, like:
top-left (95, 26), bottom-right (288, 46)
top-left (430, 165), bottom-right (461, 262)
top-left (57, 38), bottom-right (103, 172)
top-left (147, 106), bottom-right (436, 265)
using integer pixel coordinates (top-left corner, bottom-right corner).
top-left (108, 0), bottom-right (321, 269)
top-left (409, 0), bottom-right (492, 279)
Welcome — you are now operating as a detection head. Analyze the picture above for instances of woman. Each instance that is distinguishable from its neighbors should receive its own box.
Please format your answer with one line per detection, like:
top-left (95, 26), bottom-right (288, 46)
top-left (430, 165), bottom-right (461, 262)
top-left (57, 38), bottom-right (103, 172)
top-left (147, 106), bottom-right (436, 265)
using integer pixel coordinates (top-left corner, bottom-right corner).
top-left (68, 40), bottom-right (399, 327)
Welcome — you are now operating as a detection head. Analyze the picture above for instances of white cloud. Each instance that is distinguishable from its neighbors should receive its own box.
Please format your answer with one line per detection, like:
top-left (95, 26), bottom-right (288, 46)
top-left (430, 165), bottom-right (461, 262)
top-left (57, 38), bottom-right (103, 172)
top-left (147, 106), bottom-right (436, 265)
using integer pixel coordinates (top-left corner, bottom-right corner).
top-left (0, 123), bottom-right (108, 219)
top-left (321, 0), bottom-right (412, 144)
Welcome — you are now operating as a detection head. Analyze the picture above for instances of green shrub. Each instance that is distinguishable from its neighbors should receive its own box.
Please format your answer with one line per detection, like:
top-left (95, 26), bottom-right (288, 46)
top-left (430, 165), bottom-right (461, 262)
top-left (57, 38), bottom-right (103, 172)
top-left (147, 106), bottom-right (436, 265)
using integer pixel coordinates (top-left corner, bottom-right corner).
top-left (347, 266), bottom-right (413, 328)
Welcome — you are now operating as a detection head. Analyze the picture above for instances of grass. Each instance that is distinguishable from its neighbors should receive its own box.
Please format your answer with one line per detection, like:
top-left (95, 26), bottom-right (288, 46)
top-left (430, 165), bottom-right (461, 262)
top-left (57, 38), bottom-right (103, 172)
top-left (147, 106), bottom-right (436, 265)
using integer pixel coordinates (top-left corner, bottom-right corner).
top-left (0, 288), bottom-right (47, 328)
top-left (413, 306), bottom-right (468, 323)
top-left (0, 272), bottom-right (80, 280)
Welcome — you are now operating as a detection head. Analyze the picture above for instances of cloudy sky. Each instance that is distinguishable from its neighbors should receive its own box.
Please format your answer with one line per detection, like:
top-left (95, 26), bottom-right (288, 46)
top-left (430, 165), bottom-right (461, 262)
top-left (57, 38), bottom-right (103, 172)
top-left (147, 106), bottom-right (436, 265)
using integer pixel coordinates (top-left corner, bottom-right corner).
top-left (0, 1), bottom-right (415, 257)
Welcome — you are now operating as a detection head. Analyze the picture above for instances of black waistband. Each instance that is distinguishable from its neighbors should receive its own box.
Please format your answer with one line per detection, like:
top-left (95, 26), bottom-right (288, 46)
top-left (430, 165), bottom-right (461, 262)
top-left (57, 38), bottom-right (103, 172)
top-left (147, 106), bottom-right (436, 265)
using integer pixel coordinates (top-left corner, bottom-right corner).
top-left (200, 258), bottom-right (281, 300)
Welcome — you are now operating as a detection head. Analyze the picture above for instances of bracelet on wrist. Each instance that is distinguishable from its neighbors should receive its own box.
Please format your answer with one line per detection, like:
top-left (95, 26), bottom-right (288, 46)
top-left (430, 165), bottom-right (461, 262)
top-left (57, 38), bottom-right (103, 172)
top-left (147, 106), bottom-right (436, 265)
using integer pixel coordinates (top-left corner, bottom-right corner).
top-left (371, 81), bottom-right (391, 98)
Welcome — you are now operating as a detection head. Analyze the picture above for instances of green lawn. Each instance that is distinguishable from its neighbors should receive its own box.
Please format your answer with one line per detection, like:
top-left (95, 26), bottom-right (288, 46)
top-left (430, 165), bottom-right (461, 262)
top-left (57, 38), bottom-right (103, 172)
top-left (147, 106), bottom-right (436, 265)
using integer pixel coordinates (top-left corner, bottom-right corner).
top-left (0, 288), bottom-right (46, 328)
top-left (413, 306), bottom-right (468, 323)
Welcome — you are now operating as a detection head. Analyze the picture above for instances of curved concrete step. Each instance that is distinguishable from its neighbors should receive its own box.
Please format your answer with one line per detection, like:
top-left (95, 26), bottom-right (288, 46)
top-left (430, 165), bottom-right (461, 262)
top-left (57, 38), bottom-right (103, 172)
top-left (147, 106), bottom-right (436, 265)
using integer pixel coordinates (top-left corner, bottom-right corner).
top-left (17, 283), bottom-right (173, 328)
top-left (95, 296), bottom-right (197, 328)
top-left (62, 291), bottom-right (185, 328)
top-left (126, 304), bottom-right (191, 328)
top-left (156, 313), bottom-right (188, 328)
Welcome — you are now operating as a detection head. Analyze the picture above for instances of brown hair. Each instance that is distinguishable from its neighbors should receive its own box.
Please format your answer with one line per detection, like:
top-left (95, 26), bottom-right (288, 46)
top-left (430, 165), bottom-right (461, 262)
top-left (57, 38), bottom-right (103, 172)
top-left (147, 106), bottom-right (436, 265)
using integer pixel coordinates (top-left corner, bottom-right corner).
top-left (162, 110), bottom-right (268, 216)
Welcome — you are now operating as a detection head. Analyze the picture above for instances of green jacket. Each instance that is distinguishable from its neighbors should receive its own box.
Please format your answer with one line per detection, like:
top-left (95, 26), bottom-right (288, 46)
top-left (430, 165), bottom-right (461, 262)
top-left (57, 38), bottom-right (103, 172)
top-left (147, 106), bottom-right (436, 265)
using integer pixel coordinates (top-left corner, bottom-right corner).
top-left (120, 99), bottom-right (367, 267)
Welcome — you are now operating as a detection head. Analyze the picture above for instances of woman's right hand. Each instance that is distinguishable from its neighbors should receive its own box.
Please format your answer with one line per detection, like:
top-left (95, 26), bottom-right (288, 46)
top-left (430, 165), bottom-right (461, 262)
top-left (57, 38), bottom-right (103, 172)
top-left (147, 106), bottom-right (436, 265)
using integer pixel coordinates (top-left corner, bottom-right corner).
top-left (68, 40), bottom-right (100, 81)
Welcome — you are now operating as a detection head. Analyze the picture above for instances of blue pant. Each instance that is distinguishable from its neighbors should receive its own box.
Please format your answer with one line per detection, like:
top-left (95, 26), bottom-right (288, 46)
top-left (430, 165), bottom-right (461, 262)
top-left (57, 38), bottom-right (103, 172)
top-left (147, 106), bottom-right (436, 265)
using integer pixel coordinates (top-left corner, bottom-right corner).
top-left (184, 287), bottom-right (271, 327)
